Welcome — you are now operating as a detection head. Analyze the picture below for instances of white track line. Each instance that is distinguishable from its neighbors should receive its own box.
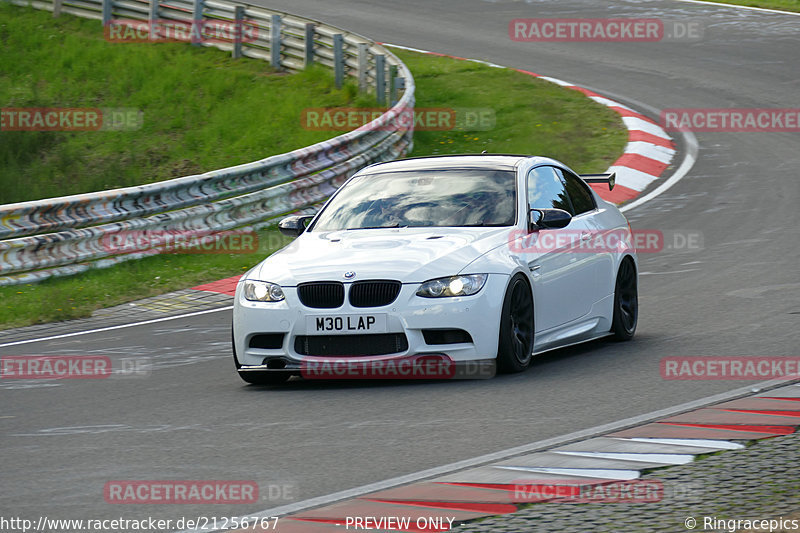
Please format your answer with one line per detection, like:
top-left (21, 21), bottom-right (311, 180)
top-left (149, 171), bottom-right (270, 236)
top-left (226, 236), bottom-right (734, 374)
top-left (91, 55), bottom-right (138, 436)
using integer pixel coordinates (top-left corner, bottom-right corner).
top-left (608, 166), bottom-right (662, 192)
top-left (621, 129), bottom-right (698, 213)
top-left (552, 451), bottom-right (695, 465)
top-left (589, 96), bottom-right (635, 111)
top-left (622, 116), bottom-right (671, 139)
top-left (675, 0), bottom-right (800, 16)
top-left (624, 142), bottom-right (676, 163)
top-left (0, 306), bottom-right (233, 348)
top-left (620, 438), bottom-right (744, 450)
top-left (494, 466), bottom-right (642, 480)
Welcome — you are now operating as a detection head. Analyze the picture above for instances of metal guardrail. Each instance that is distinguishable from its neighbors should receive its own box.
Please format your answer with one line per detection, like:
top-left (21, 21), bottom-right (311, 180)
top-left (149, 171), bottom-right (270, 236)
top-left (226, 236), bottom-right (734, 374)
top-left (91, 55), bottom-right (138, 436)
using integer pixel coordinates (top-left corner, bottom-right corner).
top-left (0, 0), bottom-right (415, 285)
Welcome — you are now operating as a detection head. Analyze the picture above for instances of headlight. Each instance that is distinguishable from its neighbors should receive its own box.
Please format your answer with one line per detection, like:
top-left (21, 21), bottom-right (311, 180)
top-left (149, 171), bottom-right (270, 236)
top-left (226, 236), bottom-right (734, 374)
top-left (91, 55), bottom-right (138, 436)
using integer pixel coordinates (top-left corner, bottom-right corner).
top-left (416, 274), bottom-right (488, 298)
top-left (242, 280), bottom-right (285, 302)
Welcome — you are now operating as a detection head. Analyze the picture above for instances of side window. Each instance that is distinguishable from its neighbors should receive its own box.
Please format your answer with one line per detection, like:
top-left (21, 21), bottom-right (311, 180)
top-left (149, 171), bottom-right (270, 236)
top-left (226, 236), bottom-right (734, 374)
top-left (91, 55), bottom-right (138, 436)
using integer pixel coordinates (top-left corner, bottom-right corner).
top-left (558, 168), bottom-right (596, 215)
top-left (527, 166), bottom-right (572, 213)
top-left (556, 169), bottom-right (597, 216)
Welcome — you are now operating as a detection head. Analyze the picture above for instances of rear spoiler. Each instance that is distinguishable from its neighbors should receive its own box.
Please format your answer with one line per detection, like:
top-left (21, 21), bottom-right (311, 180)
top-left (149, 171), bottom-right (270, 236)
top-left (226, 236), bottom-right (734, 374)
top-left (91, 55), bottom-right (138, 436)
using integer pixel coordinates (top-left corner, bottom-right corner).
top-left (580, 172), bottom-right (615, 191)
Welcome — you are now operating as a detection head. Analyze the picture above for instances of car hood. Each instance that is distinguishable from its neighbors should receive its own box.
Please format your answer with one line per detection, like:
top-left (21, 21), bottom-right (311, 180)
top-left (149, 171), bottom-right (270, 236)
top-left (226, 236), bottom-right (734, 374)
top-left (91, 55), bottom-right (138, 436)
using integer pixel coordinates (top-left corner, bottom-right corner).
top-left (252, 227), bottom-right (511, 285)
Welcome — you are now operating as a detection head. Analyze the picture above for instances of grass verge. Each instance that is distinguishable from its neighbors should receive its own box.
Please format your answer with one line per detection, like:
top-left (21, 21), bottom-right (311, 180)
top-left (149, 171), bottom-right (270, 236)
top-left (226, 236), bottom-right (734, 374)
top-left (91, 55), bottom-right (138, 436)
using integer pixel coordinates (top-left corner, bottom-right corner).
top-left (0, 10), bottom-right (627, 331)
top-left (0, 2), bottom-right (369, 204)
top-left (394, 49), bottom-right (626, 173)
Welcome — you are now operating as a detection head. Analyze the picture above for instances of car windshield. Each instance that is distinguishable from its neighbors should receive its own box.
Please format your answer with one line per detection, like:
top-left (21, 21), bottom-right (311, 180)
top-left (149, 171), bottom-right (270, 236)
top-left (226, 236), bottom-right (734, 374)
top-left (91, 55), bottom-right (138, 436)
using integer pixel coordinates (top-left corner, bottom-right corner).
top-left (310, 169), bottom-right (517, 231)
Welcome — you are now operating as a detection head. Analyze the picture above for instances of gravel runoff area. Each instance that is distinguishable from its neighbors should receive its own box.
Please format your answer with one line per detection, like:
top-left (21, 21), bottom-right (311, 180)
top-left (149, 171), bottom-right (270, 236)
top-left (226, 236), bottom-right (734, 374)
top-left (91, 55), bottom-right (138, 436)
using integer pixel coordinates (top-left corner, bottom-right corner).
top-left (453, 431), bottom-right (800, 533)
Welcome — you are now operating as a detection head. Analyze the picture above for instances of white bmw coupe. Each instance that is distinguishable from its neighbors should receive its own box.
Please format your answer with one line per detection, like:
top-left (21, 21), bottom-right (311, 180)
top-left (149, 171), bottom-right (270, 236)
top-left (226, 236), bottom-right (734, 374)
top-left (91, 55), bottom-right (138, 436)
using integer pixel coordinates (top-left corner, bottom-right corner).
top-left (232, 155), bottom-right (638, 384)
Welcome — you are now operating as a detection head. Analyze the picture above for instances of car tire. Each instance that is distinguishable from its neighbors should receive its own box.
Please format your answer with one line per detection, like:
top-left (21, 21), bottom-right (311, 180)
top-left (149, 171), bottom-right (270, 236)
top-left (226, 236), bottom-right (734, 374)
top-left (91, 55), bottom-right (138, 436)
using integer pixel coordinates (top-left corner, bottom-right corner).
top-left (497, 274), bottom-right (534, 373)
top-left (232, 325), bottom-right (290, 385)
top-left (611, 257), bottom-right (638, 341)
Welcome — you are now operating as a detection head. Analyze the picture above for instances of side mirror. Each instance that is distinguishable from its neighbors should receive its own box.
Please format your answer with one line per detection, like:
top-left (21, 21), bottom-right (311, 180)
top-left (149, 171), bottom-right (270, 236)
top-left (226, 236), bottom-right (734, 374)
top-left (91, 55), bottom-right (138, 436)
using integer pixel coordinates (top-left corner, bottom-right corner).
top-left (278, 215), bottom-right (313, 237)
top-left (529, 208), bottom-right (572, 231)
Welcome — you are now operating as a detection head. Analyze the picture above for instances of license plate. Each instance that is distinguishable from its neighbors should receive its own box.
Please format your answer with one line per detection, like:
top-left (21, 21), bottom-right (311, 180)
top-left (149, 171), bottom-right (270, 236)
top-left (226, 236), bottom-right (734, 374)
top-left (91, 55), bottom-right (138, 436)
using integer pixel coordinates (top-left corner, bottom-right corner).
top-left (307, 314), bottom-right (387, 335)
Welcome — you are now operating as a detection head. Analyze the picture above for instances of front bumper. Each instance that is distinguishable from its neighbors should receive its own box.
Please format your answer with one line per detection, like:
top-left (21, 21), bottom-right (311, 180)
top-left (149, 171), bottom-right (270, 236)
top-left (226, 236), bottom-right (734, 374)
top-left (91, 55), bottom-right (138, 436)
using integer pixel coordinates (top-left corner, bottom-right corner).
top-left (237, 355), bottom-right (497, 380)
top-left (233, 274), bottom-right (509, 376)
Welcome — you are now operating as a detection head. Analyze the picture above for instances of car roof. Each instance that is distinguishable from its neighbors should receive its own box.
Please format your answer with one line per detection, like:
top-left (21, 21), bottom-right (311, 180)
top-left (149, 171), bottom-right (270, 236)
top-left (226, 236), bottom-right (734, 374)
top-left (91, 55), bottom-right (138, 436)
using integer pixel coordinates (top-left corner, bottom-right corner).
top-left (360, 154), bottom-right (555, 173)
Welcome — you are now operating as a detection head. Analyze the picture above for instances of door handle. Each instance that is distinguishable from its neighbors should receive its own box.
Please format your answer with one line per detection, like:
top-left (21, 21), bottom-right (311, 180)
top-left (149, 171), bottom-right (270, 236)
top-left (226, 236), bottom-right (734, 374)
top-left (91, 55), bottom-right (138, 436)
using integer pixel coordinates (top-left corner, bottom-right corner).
top-left (581, 232), bottom-right (591, 241)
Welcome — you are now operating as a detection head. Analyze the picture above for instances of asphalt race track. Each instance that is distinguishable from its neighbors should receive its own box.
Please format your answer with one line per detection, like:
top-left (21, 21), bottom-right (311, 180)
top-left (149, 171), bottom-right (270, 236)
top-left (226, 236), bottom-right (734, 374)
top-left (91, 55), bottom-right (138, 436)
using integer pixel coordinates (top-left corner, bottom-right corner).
top-left (2, 0), bottom-right (799, 527)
